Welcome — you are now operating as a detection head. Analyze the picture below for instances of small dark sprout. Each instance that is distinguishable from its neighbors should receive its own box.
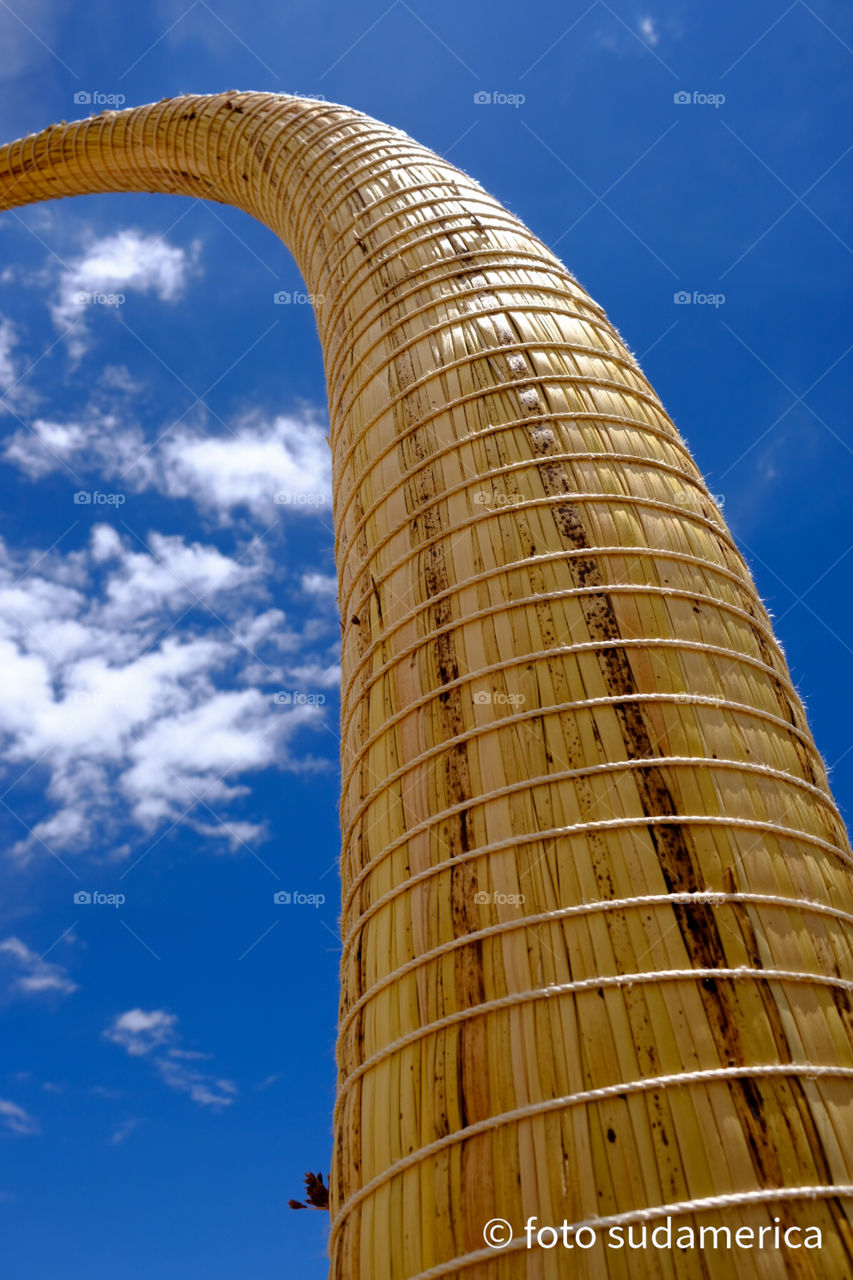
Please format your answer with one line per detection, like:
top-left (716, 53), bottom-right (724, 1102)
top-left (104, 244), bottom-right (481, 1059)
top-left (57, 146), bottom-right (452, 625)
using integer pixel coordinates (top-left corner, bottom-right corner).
top-left (289, 1171), bottom-right (329, 1212)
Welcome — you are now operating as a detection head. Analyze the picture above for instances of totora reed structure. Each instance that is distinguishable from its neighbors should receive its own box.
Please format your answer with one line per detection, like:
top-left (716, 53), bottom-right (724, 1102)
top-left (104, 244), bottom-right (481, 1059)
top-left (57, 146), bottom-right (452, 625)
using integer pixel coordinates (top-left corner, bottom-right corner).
top-left (1, 92), bottom-right (853, 1279)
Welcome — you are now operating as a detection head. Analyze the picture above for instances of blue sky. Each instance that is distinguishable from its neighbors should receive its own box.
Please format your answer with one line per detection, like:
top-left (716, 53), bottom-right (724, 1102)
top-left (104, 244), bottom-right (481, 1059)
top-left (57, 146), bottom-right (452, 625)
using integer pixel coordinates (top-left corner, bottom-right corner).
top-left (0, 2), bottom-right (851, 1276)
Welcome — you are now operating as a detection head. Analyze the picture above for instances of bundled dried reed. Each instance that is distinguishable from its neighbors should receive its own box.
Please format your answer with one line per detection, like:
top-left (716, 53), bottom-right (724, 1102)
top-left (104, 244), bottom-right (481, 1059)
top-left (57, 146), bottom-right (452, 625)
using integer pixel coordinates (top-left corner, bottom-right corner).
top-left (1, 92), bottom-right (852, 1279)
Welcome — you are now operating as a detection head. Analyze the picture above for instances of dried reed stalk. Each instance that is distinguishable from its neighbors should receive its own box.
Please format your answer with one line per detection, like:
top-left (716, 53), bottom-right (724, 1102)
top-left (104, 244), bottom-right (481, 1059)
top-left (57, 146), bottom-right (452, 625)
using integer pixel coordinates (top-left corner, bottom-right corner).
top-left (1, 92), bottom-right (852, 1279)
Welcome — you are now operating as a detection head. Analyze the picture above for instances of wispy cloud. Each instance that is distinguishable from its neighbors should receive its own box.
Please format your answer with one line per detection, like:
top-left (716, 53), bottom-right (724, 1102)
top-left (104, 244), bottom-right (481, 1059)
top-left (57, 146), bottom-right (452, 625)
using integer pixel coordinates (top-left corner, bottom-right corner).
top-left (639, 15), bottom-right (660, 45)
top-left (105, 1008), bottom-right (236, 1108)
top-left (0, 318), bottom-right (17, 391)
top-left (0, 1098), bottom-right (39, 1136)
top-left (0, 316), bottom-right (38, 419)
top-left (49, 229), bottom-right (199, 359)
top-left (301, 572), bottom-right (337, 598)
top-left (110, 1117), bottom-right (142, 1145)
top-left (0, 937), bottom-right (77, 997)
top-left (4, 403), bottom-right (332, 524)
top-left (587, 8), bottom-right (678, 59)
top-left (156, 1053), bottom-right (237, 1108)
top-left (159, 413), bottom-right (332, 522)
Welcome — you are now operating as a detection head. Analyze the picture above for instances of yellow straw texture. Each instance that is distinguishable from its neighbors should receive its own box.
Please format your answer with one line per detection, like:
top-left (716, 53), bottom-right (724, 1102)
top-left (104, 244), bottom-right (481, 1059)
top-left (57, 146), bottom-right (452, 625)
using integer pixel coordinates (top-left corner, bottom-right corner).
top-left (1, 91), bottom-right (852, 1279)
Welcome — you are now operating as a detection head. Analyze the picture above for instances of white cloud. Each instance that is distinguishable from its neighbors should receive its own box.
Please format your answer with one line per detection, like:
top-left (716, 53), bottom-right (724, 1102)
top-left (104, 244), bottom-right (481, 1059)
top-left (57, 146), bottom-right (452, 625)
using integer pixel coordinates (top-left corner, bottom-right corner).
top-left (156, 1053), bottom-right (237, 1108)
top-left (100, 531), bottom-right (247, 621)
top-left (0, 316), bottom-right (39, 419)
top-left (160, 414), bottom-right (332, 521)
top-left (3, 416), bottom-right (91, 477)
top-left (105, 1009), bottom-right (236, 1108)
top-left (302, 573), bottom-right (337, 598)
top-left (0, 937), bottom-right (77, 997)
top-left (3, 406), bottom-right (332, 524)
top-left (104, 1008), bottom-right (177, 1056)
top-left (110, 1117), bottom-right (142, 1144)
top-left (285, 661), bottom-right (341, 689)
top-left (121, 688), bottom-right (311, 829)
top-left (0, 319), bottom-right (16, 390)
top-left (255, 1073), bottom-right (283, 1091)
top-left (190, 818), bottom-right (268, 853)
top-left (0, 526), bottom-right (332, 859)
top-left (0, 1098), bottom-right (39, 1136)
top-left (590, 12), bottom-right (674, 56)
top-left (50, 230), bottom-right (199, 359)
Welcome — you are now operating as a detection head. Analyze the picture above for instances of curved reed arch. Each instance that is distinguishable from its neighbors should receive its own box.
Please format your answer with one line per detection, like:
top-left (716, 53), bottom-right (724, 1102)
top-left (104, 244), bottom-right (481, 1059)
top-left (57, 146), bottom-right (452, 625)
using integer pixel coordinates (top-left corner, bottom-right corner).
top-left (2, 91), bottom-right (852, 1279)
